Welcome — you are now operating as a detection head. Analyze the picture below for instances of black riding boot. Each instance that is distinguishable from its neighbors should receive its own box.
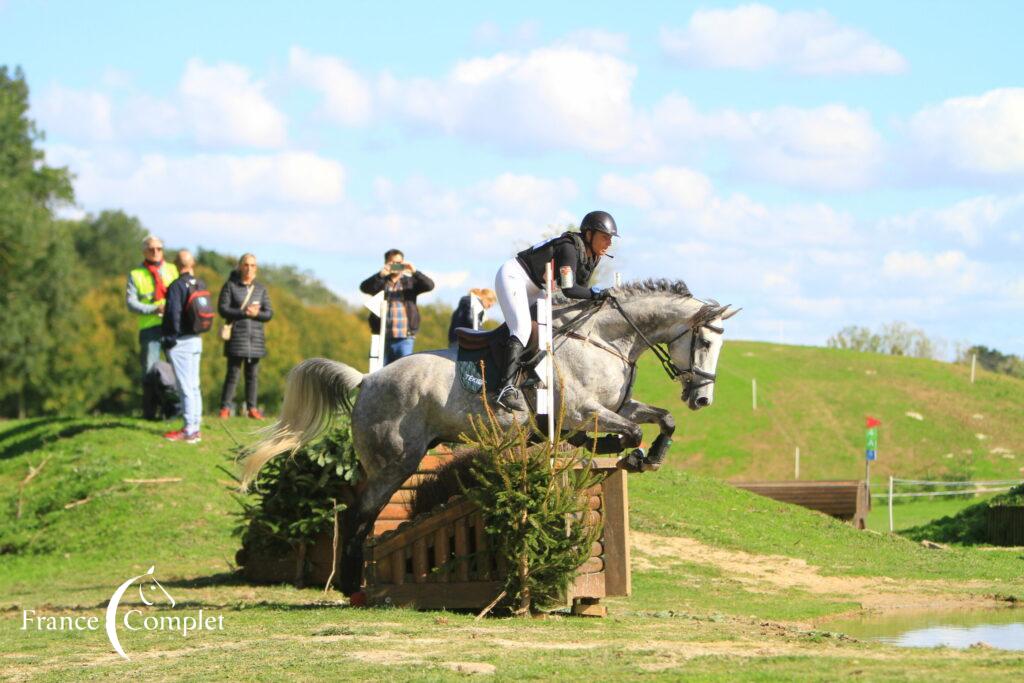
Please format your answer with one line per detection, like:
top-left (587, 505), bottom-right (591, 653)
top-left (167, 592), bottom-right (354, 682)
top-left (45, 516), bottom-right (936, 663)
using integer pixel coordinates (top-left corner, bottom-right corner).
top-left (496, 336), bottom-right (528, 412)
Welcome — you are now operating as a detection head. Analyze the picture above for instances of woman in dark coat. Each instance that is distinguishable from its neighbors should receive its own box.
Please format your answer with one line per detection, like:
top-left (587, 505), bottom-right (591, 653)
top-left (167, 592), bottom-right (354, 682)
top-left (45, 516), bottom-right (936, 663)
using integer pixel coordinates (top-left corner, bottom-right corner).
top-left (218, 253), bottom-right (273, 419)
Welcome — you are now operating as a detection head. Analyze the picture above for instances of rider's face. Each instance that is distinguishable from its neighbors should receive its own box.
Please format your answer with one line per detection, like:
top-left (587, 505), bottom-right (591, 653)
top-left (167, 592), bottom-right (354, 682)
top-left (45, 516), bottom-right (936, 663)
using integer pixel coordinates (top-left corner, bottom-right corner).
top-left (588, 231), bottom-right (613, 257)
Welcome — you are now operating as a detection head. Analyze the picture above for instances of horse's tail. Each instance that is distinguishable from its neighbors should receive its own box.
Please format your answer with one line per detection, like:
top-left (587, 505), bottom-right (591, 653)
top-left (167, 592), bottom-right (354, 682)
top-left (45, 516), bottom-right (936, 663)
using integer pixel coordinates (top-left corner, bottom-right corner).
top-left (239, 358), bottom-right (364, 491)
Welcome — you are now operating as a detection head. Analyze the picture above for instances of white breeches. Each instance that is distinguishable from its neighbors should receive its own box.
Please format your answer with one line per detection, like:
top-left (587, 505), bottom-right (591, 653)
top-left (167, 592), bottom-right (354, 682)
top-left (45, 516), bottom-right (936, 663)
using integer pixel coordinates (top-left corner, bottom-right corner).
top-left (495, 258), bottom-right (541, 345)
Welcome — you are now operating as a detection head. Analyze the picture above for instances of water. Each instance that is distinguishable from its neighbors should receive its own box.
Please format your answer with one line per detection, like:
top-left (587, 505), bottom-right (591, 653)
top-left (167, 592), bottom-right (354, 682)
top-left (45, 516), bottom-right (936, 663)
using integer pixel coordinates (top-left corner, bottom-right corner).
top-left (828, 609), bottom-right (1024, 650)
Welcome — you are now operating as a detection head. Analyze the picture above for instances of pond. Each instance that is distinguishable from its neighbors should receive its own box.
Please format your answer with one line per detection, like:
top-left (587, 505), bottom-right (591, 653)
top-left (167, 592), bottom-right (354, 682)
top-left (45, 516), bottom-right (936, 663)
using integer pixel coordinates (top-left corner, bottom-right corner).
top-left (828, 608), bottom-right (1024, 651)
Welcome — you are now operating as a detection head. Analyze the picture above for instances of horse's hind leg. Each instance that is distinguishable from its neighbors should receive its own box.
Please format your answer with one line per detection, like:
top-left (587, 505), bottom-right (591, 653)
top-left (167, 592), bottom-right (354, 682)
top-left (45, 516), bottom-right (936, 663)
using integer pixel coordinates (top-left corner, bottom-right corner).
top-left (338, 445), bottom-right (427, 596)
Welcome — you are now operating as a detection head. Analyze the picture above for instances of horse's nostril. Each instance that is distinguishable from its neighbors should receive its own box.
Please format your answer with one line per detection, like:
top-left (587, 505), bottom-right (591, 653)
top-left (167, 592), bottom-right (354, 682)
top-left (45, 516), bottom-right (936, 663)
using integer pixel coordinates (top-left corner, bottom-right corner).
top-left (696, 397), bottom-right (710, 408)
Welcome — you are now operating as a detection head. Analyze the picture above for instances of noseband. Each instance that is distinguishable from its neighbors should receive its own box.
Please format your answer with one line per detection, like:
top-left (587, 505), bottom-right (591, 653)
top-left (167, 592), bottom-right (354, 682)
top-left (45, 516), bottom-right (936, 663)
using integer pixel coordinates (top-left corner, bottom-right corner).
top-left (605, 298), bottom-right (720, 396)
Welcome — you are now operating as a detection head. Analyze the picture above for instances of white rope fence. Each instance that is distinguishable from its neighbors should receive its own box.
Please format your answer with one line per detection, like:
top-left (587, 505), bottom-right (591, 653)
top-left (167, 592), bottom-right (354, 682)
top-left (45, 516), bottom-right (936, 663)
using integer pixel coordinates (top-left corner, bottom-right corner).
top-left (878, 476), bottom-right (1023, 531)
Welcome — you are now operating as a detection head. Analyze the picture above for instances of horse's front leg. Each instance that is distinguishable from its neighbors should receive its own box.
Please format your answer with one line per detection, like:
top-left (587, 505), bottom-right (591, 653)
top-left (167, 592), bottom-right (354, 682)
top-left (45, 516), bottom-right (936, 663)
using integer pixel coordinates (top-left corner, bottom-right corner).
top-left (618, 399), bottom-right (675, 471)
top-left (571, 404), bottom-right (644, 456)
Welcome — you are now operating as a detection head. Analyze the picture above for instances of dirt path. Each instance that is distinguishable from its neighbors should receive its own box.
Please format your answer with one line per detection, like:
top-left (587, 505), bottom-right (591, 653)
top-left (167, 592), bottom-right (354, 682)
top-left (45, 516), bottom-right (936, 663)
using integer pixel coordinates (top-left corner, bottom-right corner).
top-left (631, 530), bottom-right (1007, 614)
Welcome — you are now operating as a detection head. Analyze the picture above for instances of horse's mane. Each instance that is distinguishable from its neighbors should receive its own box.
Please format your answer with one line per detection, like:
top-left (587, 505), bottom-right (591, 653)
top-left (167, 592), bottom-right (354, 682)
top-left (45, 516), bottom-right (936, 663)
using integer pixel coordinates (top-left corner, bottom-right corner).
top-left (551, 278), bottom-right (691, 308)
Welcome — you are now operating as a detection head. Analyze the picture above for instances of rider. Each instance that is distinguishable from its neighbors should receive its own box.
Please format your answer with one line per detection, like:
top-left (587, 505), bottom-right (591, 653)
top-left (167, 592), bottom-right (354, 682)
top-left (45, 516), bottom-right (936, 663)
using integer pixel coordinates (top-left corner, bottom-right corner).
top-left (493, 210), bottom-right (618, 411)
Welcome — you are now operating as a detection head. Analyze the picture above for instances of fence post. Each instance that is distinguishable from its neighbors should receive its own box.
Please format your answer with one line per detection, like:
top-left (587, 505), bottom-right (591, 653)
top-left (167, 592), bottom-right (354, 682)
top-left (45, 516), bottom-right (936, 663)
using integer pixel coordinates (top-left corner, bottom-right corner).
top-left (794, 447), bottom-right (800, 480)
top-left (888, 476), bottom-right (894, 532)
top-left (971, 353), bottom-right (977, 384)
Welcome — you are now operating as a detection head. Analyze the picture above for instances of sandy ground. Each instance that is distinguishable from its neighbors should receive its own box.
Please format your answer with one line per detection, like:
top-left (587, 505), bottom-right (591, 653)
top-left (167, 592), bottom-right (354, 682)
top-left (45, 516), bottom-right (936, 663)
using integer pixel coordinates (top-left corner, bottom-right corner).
top-left (631, 530), bottom-right (1011, 615)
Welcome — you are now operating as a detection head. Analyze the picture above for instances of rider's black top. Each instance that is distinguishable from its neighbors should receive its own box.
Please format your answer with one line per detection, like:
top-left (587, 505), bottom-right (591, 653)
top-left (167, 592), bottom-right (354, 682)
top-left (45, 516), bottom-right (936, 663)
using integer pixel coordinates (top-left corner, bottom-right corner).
top-left (515, 231), bottom-right (598, 299)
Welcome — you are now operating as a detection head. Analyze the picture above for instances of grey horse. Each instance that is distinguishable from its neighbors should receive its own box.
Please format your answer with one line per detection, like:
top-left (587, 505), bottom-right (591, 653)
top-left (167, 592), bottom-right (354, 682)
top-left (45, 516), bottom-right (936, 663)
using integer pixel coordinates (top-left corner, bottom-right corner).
top-left (240, 279), bottom-right (739, 594)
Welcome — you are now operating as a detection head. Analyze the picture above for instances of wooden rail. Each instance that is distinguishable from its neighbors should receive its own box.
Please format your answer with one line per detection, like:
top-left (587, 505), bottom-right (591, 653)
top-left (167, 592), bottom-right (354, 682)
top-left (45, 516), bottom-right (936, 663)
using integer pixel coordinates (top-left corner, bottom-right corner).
top-left (732, 480), bottom-right (869, 529)
top-left (363, 458), bottom-right (630, 615)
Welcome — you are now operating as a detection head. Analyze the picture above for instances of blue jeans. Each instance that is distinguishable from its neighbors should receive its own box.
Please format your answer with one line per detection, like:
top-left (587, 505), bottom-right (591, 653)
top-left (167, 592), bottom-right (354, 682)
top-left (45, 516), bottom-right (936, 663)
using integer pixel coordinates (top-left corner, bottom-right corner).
top-left (168, 336), bottom-right (203, 435)
top-left (139, 326), bottom-right (163, 376)
top-left (384, 337), bottom-right (415, 366)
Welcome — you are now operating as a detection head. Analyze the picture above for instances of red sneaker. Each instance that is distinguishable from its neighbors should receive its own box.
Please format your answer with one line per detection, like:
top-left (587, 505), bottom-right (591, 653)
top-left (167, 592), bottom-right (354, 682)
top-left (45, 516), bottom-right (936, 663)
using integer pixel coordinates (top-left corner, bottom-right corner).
top-left (164, 429), bottom-right (187, 441)
top-left (219, 407), bottom-right (231, 419)
top-left (247, 408), bottom-right (265, 420)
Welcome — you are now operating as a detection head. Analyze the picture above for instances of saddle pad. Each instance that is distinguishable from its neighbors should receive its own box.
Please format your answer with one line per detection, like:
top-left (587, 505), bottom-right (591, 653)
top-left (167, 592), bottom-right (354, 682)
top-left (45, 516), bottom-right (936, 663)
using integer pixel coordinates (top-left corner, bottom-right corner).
top-left (456, 347), bottom-right (503, 395)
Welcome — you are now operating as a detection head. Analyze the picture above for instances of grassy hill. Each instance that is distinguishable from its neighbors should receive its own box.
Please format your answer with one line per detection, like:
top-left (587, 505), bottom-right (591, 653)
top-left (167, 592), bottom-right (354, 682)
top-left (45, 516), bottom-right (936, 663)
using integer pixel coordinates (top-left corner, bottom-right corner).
top-left (631, 340), bottom-right (1024, 484)
top-left (3, 346), bottom-right (1024, 678)
top-left (2, 416), bottom-right (1023, 680)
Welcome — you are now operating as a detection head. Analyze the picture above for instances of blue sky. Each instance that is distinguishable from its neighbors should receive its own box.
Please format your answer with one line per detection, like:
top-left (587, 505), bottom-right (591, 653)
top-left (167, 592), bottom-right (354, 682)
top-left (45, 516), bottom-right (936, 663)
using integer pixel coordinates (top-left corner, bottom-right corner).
top-left (4, 1), bottom-right (1023, 354)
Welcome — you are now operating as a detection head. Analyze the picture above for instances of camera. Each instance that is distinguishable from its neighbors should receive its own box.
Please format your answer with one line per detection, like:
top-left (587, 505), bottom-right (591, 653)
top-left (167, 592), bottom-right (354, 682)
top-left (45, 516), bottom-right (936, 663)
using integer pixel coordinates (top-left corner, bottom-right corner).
top-left (390, 263), bottom-right (405, 272)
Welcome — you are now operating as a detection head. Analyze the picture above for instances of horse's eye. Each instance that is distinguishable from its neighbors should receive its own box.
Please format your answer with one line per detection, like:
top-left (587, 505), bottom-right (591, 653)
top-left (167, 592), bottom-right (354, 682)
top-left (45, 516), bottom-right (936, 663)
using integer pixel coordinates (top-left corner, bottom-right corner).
top-left (700, 338), bottom-right (712, 350)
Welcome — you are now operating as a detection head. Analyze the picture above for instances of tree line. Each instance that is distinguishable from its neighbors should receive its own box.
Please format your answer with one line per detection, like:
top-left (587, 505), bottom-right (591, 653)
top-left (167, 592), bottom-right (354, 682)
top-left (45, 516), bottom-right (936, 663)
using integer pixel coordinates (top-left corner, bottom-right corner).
top-left (0, 66), bottom-right (453, 418)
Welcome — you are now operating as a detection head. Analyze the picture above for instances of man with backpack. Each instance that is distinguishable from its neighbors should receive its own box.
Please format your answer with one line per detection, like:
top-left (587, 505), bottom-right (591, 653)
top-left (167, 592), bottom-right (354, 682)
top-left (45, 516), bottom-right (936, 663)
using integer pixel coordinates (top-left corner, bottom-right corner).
top-left (161, 250), bottom-right (214, 443)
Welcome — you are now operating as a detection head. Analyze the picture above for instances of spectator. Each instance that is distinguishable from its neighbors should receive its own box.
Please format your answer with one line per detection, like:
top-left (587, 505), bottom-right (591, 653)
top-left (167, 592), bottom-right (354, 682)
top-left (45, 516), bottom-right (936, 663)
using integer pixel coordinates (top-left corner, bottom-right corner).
top-left (126, 235), bottom-right (179, 417)
top-left (161, 250), bottom-right (207, 443)
top-left (359, 249), bottom-right (434, 365)
top-left (217, 253), bottom-right (273, 419)
top-left (448, 288), bottom-right (497, 347)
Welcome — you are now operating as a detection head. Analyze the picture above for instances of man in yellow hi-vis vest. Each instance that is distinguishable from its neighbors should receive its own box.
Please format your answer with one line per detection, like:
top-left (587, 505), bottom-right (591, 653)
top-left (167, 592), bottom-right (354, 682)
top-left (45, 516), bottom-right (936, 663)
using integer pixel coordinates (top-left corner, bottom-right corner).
top-left (125, 235), bottom-right (179, 415)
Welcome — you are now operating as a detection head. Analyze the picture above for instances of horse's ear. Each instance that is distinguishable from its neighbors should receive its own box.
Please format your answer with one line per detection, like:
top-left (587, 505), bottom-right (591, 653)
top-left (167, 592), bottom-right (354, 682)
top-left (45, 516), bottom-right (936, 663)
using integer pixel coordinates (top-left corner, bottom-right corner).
top-left (721, 306), bottom-right (741, 320)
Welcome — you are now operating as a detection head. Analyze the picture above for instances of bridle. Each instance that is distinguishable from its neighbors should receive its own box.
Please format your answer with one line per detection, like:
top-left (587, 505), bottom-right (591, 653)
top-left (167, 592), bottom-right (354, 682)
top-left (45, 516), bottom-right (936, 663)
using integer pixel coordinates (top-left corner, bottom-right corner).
top-left (556, 295), bottom-right (722, 400)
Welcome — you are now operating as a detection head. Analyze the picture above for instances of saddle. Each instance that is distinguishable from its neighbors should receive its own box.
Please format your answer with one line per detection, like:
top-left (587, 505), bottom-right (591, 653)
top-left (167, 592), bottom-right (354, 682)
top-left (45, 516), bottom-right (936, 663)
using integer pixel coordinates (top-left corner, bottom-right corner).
top-left (454, 321), bottom-right (539, 395)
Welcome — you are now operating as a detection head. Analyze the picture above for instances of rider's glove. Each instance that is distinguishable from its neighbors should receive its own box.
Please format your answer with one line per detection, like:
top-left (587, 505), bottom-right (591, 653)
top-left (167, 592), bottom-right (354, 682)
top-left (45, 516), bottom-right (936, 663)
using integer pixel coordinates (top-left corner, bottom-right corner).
top-left (592, 287), bottom-right (613, 301)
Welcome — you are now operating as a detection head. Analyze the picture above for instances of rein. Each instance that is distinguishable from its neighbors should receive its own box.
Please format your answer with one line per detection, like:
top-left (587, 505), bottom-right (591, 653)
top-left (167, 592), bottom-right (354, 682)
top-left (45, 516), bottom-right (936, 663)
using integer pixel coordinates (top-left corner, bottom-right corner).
top-left (554, 295), bottom-right (720, 391)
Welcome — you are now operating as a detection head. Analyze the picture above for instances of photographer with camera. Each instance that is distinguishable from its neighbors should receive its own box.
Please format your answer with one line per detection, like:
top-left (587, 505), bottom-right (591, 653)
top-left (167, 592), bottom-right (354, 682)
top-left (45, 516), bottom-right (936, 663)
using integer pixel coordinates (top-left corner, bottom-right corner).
top-left (359, 249), bottom-right (434, 365)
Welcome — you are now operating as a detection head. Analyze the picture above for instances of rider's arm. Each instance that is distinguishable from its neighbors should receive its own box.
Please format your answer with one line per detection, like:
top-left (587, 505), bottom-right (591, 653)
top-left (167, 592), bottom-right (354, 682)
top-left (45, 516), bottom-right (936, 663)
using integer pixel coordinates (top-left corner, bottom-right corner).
top-left (552, 242), bottom-right (596, 299)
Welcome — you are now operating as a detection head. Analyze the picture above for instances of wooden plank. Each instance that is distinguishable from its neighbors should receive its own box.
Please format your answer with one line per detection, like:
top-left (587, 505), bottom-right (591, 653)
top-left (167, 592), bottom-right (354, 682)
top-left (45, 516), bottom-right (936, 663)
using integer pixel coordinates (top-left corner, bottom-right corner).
top-left (366, 580), bottom-right (505, 610)
top-left (376, 503), bottom-right (412, 521)
top-left (473, 512), bottom-right (490, 580)
top-left (601, 468), bottom-right (631, 597)
top-left (570, 571), bottom-right (606, 599)
top-left (390, 549), bottom-right (405, 586)
top-left (370, 499), bottom-right (477, 556)
top-left (454, 517), bottom-right (470, 581)
top-left (434, 526), bottom-right (451, 583)
top-left (372, 519), bottom-right (405, 536)
top-left (412, 537), bottom-right (429, 583)
top-left (417, 455), bottom-right (453, 472)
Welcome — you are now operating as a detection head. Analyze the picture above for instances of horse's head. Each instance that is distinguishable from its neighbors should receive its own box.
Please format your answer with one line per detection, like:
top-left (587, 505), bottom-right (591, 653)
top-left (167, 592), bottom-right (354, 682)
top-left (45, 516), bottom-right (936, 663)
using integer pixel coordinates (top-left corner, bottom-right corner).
top-left (668, 304), bottom-right (740, 411)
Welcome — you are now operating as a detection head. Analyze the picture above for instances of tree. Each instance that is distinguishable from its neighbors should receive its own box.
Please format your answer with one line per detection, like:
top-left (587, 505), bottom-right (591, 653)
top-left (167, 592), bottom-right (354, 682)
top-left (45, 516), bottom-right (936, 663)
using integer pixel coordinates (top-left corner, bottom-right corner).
top-left (70, 210), bottom-right (149, 286)
top-left (0, 66), bottom-right (77, 417)
top-left (827, 321), bottom-right (941, 360)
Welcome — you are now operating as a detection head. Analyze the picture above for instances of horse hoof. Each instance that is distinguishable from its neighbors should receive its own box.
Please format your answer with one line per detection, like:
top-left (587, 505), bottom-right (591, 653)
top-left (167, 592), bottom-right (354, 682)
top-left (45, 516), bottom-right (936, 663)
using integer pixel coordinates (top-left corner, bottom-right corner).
top-left (348, 591), bottom-right (367, 607)
top-left (621, 449), bottom-right (646, 473)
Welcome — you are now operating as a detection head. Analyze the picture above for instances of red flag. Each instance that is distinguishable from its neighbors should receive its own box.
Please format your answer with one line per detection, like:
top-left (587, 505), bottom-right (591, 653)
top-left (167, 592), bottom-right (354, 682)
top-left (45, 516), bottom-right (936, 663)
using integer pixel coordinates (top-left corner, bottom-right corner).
top-left (866, 416), bottom-right (881, 428)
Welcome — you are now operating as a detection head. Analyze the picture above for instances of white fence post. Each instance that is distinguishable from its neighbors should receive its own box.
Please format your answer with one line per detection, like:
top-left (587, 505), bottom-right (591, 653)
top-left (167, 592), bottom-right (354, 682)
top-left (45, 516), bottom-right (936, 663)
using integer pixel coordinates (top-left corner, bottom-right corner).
top-left (795, 447), bottom-right (800, 480)
top-left (888, 476), bottom-right (894, 532)
top-left (971, 353), bottom-right (977, 384)
top-left (535, 262), bottom-right (556, 444)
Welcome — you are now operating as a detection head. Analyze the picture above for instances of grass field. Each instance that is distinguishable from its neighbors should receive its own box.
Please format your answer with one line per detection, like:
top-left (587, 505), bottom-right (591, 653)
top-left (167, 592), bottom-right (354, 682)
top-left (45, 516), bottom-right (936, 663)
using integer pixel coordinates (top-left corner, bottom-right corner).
top-left (2, 401), bottom-right (1023, 681)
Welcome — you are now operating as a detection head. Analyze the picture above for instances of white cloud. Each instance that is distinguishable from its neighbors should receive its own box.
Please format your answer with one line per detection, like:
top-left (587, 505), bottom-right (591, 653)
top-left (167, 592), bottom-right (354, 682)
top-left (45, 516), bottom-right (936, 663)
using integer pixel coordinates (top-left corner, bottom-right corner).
top-left (379, 46), bottom-right (642, 155)
top-left (34, 85), bottom-right (114, 141)
top-left (660, 4), bottom-right (907, 75)
top-left (881, 250), bottom-right (972, 283)
top-left (598, 166), bottom-right (855, 247)
top-left (288, 46), bottom-right (372, 126)
top-left (908, 88), bottom-right (1024, 175)
top-left (49, 147), bottom-right (345, 210)
top-left (178, 59), bottom-right (287, 148)
top-left (881, 193), bottom-right (1024, 247)
top-left (557, 29), bottom-right (629, 55)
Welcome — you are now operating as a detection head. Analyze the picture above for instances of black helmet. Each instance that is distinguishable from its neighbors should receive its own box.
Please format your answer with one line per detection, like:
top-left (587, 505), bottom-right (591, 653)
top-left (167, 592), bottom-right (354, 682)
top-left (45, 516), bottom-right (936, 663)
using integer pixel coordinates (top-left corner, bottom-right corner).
top-left (580, 210), bottom-right (618, 237)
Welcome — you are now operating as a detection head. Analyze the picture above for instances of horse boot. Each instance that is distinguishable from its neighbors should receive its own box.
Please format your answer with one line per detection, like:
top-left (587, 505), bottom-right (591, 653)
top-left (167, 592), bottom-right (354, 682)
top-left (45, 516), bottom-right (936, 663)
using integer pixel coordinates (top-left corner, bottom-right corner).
top-left (495, 336), bottom-right (528, 412)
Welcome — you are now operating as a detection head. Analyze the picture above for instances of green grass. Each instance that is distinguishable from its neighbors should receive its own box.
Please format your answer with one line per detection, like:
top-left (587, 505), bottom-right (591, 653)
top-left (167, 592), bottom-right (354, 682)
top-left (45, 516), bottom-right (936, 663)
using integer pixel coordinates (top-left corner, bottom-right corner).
top-left (2, 367), bottom-right (1024, 680)
top-left (631, 341), bottom-right (1024, 485)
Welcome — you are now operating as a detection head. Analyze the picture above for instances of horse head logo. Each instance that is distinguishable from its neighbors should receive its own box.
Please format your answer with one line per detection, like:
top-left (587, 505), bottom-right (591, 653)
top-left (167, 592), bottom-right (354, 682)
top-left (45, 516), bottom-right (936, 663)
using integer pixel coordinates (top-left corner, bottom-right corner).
top-left (105, 565), bottom-right (175, 660)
